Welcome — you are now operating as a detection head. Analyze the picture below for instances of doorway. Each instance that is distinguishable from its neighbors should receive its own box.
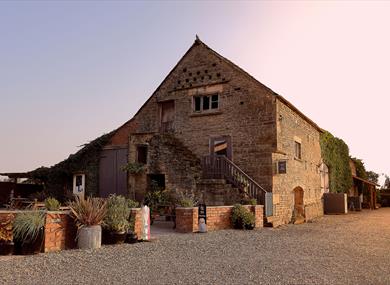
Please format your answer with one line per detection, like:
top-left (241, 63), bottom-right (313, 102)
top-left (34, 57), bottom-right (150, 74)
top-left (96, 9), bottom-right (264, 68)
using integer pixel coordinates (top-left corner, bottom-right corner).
top-left (293, 187), bottom-right (305, 222)
top-left (209, 136), bottom-right (232, 159)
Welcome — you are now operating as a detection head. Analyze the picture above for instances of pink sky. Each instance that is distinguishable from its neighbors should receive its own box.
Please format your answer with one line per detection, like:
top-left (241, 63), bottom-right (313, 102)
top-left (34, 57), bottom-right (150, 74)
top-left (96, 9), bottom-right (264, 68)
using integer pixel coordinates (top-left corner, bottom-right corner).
top-left (0, 1), bottom-right (389, 181)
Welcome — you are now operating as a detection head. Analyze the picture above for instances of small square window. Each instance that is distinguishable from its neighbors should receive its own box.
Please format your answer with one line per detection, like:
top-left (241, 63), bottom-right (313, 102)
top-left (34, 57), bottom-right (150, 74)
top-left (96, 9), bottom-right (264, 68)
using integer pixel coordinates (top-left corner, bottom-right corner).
top-left (294, 141), bottom-right (302, 159)
top-left (278, 161), bottom-right (287, 174)
top-left (192, 93), bottom-right (219, 113)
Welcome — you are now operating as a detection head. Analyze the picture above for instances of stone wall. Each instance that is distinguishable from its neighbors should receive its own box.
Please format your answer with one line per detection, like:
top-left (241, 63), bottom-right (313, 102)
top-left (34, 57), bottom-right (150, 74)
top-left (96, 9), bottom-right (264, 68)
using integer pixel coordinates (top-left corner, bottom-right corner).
top-left (175, 205), bottom-right (263, 233)
top-left (196, 179), bottom-right (244, 206)
top-left (128, 40), bottom-right (276, 201)
top-left (272, 99), bottom-right (323, 226)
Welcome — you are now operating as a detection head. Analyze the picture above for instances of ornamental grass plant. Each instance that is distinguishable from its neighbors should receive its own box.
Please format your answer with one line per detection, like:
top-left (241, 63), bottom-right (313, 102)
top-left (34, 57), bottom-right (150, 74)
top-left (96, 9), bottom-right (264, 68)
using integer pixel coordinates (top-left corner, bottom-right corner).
top-left (68, 196), bottom-right (107, 228)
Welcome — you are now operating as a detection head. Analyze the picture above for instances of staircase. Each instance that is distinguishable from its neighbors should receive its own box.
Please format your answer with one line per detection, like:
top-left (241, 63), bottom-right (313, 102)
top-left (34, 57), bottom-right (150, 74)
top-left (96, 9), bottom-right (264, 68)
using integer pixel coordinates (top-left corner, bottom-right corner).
top-left (201, 155), bottom-right (273, 216)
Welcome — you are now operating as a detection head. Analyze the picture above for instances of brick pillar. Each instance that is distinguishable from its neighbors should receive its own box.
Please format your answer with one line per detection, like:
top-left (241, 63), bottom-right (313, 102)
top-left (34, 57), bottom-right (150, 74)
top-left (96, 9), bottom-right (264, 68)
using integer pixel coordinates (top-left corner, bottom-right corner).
top-left (253, 205), bottom-right (264, 228)
top-left (44, 212), bottom-right (76, 253)
top-left (130, 208), bottom-right (142, 239)
top-left (175, 207), bottom-right (198, 233)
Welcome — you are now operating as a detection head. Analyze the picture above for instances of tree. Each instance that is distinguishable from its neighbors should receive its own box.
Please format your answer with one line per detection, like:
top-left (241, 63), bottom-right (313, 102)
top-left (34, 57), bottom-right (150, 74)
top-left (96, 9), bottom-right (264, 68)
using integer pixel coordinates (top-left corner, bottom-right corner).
top-left (383, 175), bottom-right (390, 189)
top-left (366, 171), bottom-right (379, 184)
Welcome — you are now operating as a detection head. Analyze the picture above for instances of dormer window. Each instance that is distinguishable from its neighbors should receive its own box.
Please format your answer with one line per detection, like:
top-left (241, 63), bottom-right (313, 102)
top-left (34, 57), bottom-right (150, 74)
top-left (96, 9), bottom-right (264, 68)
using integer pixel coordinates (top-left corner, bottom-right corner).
top-left (193, 94), bottom-right (219, 112)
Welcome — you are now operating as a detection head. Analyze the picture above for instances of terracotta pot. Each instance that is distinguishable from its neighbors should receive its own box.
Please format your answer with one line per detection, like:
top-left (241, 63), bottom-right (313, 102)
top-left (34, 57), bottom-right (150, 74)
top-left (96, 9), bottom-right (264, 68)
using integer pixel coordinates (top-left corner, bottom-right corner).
top-left (0, 242), bottom-right (14, 255)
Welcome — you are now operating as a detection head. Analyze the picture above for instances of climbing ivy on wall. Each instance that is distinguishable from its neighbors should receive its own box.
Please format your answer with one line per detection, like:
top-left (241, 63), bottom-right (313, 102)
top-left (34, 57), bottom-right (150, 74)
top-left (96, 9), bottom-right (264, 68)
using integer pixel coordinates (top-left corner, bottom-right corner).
top-left (320, 131), bottom-right (353, 193)
top-left (29, 132), bottom-right (113, 200)
top-left (350, 157), bottom-right (368, 179)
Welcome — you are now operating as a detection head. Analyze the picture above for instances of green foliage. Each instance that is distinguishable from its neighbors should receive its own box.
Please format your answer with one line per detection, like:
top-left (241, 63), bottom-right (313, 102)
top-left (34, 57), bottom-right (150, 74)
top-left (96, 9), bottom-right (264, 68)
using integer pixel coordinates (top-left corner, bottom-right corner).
top-left (44, 197), bottom-right (61, 211)
top-left (29, 132), bottom-right (113, 199)
top-left (242, 198), bottom-right (257, 205)
top-left (351, 157), bottom-right (368, 179)
top-left (121, 162), bottom-right (145, 175)
top-left (231, 204), bottom-right (255, 230)
top-left (320, 131), bottom-right (353, 193)
top-left (367, 171), bottom-right (379, 184)
top-left (68, 196), bottom-right (107, 227)
top-left (13, 211), bottom-right (45, 243)
top-left (177, 190), bottom-right (198, 207)
top-left (103, 195), bottom-right (131, 233)
top-left (127, 199), bottom-right (139, 209)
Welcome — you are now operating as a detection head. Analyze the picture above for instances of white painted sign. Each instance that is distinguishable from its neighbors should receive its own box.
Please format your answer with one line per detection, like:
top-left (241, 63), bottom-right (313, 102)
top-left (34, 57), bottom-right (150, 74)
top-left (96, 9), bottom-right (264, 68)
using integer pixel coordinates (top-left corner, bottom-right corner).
top-left (73, 174), bottom-right (85, 199)
top-left (141, 206), bottom-right (150, 241)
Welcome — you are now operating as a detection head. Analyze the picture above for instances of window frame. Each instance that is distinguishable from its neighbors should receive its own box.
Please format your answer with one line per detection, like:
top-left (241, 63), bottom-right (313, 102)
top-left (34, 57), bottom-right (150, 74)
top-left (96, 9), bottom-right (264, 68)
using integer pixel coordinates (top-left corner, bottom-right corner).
top-left (294, 141), bottom-right (302, 160)
top-left (136, 145), bottom-right (148, 165)
top-left (193, 93), bottom-right (219, 113)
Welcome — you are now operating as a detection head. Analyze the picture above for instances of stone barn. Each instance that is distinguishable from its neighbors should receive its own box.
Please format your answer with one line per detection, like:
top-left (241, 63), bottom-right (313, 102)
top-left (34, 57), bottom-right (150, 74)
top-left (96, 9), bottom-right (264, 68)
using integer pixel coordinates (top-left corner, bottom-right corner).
top-left (25, 38), bottom-right (326, 226)
top-left (103, 38), bottom-right (325, 226)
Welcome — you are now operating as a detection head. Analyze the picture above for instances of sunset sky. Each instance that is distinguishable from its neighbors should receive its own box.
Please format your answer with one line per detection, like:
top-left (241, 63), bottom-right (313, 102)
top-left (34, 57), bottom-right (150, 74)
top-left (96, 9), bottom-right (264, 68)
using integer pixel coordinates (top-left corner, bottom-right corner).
top-left (0, 1), bottom-right (389, 181)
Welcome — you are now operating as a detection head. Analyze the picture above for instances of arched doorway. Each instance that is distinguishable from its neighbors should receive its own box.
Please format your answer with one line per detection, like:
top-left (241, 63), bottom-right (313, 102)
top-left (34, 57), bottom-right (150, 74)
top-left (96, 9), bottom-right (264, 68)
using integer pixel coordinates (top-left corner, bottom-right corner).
top-left (293, 187), bottom-right (305, 223)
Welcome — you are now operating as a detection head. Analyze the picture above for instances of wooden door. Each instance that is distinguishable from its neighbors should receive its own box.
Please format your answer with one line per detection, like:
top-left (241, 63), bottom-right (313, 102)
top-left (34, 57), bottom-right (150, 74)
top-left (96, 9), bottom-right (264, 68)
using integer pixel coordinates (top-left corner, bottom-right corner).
top-left (210, 136), bottom-right (232, 159)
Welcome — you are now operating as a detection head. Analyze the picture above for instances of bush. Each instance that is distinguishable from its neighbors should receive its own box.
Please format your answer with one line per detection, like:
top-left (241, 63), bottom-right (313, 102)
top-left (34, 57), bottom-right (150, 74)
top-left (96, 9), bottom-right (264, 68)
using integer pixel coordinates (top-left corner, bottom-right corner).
top-left (127, 199), bottom-right (139, 209)
top-left (103, 195), bottom-right (131, 233)
top-left (13, 211), bottom-right (45, 243)
top-left (68, 196), bottom-right (107, 228)
top-left (231, 204), bottom-right (255, 230)
top-left (44, 197), bottom-right (61, 211)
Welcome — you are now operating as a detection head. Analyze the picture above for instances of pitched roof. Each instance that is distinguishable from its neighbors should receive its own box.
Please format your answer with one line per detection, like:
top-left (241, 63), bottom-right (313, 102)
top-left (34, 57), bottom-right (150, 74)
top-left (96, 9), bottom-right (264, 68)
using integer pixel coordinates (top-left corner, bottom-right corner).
top-left (133, 37), bottom-right (323, 132)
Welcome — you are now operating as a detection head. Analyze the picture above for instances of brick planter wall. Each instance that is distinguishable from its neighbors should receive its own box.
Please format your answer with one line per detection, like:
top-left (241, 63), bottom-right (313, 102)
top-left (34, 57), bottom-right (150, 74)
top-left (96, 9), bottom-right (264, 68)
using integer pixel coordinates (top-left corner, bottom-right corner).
top-left (44, 211), bottom-right (77, 253)
top-left (175, 205), bottom-right (264, 233)
top-left (175, 207), bottom-right (198, 233)
top-left (130, 208), bottom-right (142, 239)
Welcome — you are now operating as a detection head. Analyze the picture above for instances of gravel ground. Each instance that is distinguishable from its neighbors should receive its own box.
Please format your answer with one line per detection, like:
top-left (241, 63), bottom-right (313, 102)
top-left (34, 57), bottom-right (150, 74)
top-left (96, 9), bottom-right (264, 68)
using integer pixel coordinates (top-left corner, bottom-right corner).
top-left (1, 208), bottom-right (390, 285)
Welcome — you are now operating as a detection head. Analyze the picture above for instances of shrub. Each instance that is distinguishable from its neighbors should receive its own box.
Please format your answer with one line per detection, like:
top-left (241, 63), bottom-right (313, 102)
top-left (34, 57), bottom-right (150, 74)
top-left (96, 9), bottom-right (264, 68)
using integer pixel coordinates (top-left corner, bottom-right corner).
top-left (103, 195), bottom-right (131, 233)
top-left (44, 197), bottom-right (61, 211)
top-left (231, 204), bottom-right (255, 230)
top-left (68, 196), bottom-right (107, 228)
top-left (127, 199), bottom-right (139, 209)
top-left (13, 211), bottom-right (45, 243)
top-left (179, 198), bottom-right (196, 208)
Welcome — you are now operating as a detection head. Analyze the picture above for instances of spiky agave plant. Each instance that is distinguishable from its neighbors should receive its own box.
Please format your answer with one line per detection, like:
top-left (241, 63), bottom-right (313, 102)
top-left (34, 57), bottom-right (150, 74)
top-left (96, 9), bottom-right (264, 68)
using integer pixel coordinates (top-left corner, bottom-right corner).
top-left (44, 197), bottom-right (61, 211)
top-left (68, 196), bottom-right (107, 229)
top-left (13, 211), bottom-right (45, 243)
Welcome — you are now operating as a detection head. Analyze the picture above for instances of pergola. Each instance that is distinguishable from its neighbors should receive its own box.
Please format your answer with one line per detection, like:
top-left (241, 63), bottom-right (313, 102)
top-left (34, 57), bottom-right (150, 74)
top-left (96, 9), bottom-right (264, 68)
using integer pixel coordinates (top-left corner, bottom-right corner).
top-left (352, 175), bottom-right (379, 210)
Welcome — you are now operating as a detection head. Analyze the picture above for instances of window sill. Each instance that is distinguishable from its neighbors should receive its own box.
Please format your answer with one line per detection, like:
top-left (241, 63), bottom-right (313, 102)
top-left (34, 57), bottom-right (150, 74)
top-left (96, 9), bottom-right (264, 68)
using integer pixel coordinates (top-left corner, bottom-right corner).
top-left (294, 157), bottom-right (303, 162)
top-left (190, 111), bottom-right (222, 118)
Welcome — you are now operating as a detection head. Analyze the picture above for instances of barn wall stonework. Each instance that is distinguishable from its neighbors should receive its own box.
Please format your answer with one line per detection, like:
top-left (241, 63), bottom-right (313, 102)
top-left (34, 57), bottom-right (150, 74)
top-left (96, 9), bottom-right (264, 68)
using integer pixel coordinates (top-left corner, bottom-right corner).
top-left (272, 100), bottom-right (323, 225)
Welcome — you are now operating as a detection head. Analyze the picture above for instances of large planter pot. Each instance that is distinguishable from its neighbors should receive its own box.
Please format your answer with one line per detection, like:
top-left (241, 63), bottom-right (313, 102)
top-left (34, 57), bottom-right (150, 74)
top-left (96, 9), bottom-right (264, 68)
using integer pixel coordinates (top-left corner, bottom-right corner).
top-left (78, 225), bottom-right (102, 249)
top-left (0, 242), bottom-right (14, 255)
top-left (125, 231), bottom-right (138, 244)
top-left (14, 228), bottom-right (44, 255)
top-left (102, 229), bottom-right (126, 245)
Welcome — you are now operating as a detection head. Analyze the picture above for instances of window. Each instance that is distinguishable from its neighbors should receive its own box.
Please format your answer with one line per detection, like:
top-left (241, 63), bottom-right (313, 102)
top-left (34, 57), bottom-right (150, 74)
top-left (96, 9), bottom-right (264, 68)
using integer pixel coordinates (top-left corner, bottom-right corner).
top-left (137, 145), bottom-right (148, 164)
top-left (294, 141), bottom-right (302, 159)
top-left (277, 160), bottom-right (287, 174)
top-left (193, 94), bottom-right (219, 112)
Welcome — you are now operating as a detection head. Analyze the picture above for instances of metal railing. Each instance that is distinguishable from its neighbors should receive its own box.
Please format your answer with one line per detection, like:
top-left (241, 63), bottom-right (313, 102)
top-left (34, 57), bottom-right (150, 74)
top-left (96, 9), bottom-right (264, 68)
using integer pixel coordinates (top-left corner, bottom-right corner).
top-left (201, 155), bottom-right (270, 209)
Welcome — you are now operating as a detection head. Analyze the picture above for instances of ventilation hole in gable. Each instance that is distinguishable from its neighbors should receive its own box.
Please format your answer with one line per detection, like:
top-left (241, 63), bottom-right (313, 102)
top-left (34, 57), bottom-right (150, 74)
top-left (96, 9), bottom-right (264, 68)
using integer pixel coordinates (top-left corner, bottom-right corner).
top-left (201, 76), bottom-right (204, 80)
top-left (212, 63), bottom-right (217, 67)
top-left (240, 101), bottom-right (244, 105)
top-left (197, 71), bottom-right (200, 75)
top-left (189, 72), bottom-right (193, 77)
top-left (209, 75), bottom-right (212, 79)
top-left (186, 78), bottom-right (189, 83)
top-left (204, 70), bottom-right (208, 74)
top-left (234, 87), bottom-right (241, 91)
top-left (217, 73), bottom-right (221, 77)
top-left (182, 85), bottom-right (185, 88)
top-left (193, 77), bottom-right (197, 81)
top-left (183, 68), bottom-right (187, 72)
top-left (222, 78), bottom-right (226, 81)
top-left (178, 80), bottom-right (181, 84)
top-left (189, 83), bottom-right (192, 87)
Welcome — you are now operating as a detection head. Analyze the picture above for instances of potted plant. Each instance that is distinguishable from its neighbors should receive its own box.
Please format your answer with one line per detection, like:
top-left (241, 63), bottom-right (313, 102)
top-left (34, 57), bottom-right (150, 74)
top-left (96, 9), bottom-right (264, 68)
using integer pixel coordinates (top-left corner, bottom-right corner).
top-left (68, 196), bottom-right (107, 250)
top-left (102, 195), bottom-right (131, 245)
top-left (0, 214), bottom-right (14, 255)
top-left (44, 197), bottom-right (61, 211)
top-left (13, 211), bottom-right (45, 255)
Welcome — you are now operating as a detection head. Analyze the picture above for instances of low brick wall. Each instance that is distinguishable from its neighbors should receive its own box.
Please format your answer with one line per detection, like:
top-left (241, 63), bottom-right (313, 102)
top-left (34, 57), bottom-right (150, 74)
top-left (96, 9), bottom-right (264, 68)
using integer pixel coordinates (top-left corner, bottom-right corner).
top-left (130, 208), bottom-right (142, 239)
top-left (44, 211), bottom-right (77, 253)
top-left (175, 205), bottom-right (264, 233)
top-left (175, 207), bottom-right (198, 233)
top-left (0, 210), bottom-right (77, 253)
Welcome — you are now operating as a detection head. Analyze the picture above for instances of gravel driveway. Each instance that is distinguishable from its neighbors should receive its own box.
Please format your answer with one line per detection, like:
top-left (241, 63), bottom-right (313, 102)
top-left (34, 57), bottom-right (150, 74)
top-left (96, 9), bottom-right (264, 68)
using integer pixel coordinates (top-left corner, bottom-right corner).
top-left (1, 208), bottom-right (390, 285)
